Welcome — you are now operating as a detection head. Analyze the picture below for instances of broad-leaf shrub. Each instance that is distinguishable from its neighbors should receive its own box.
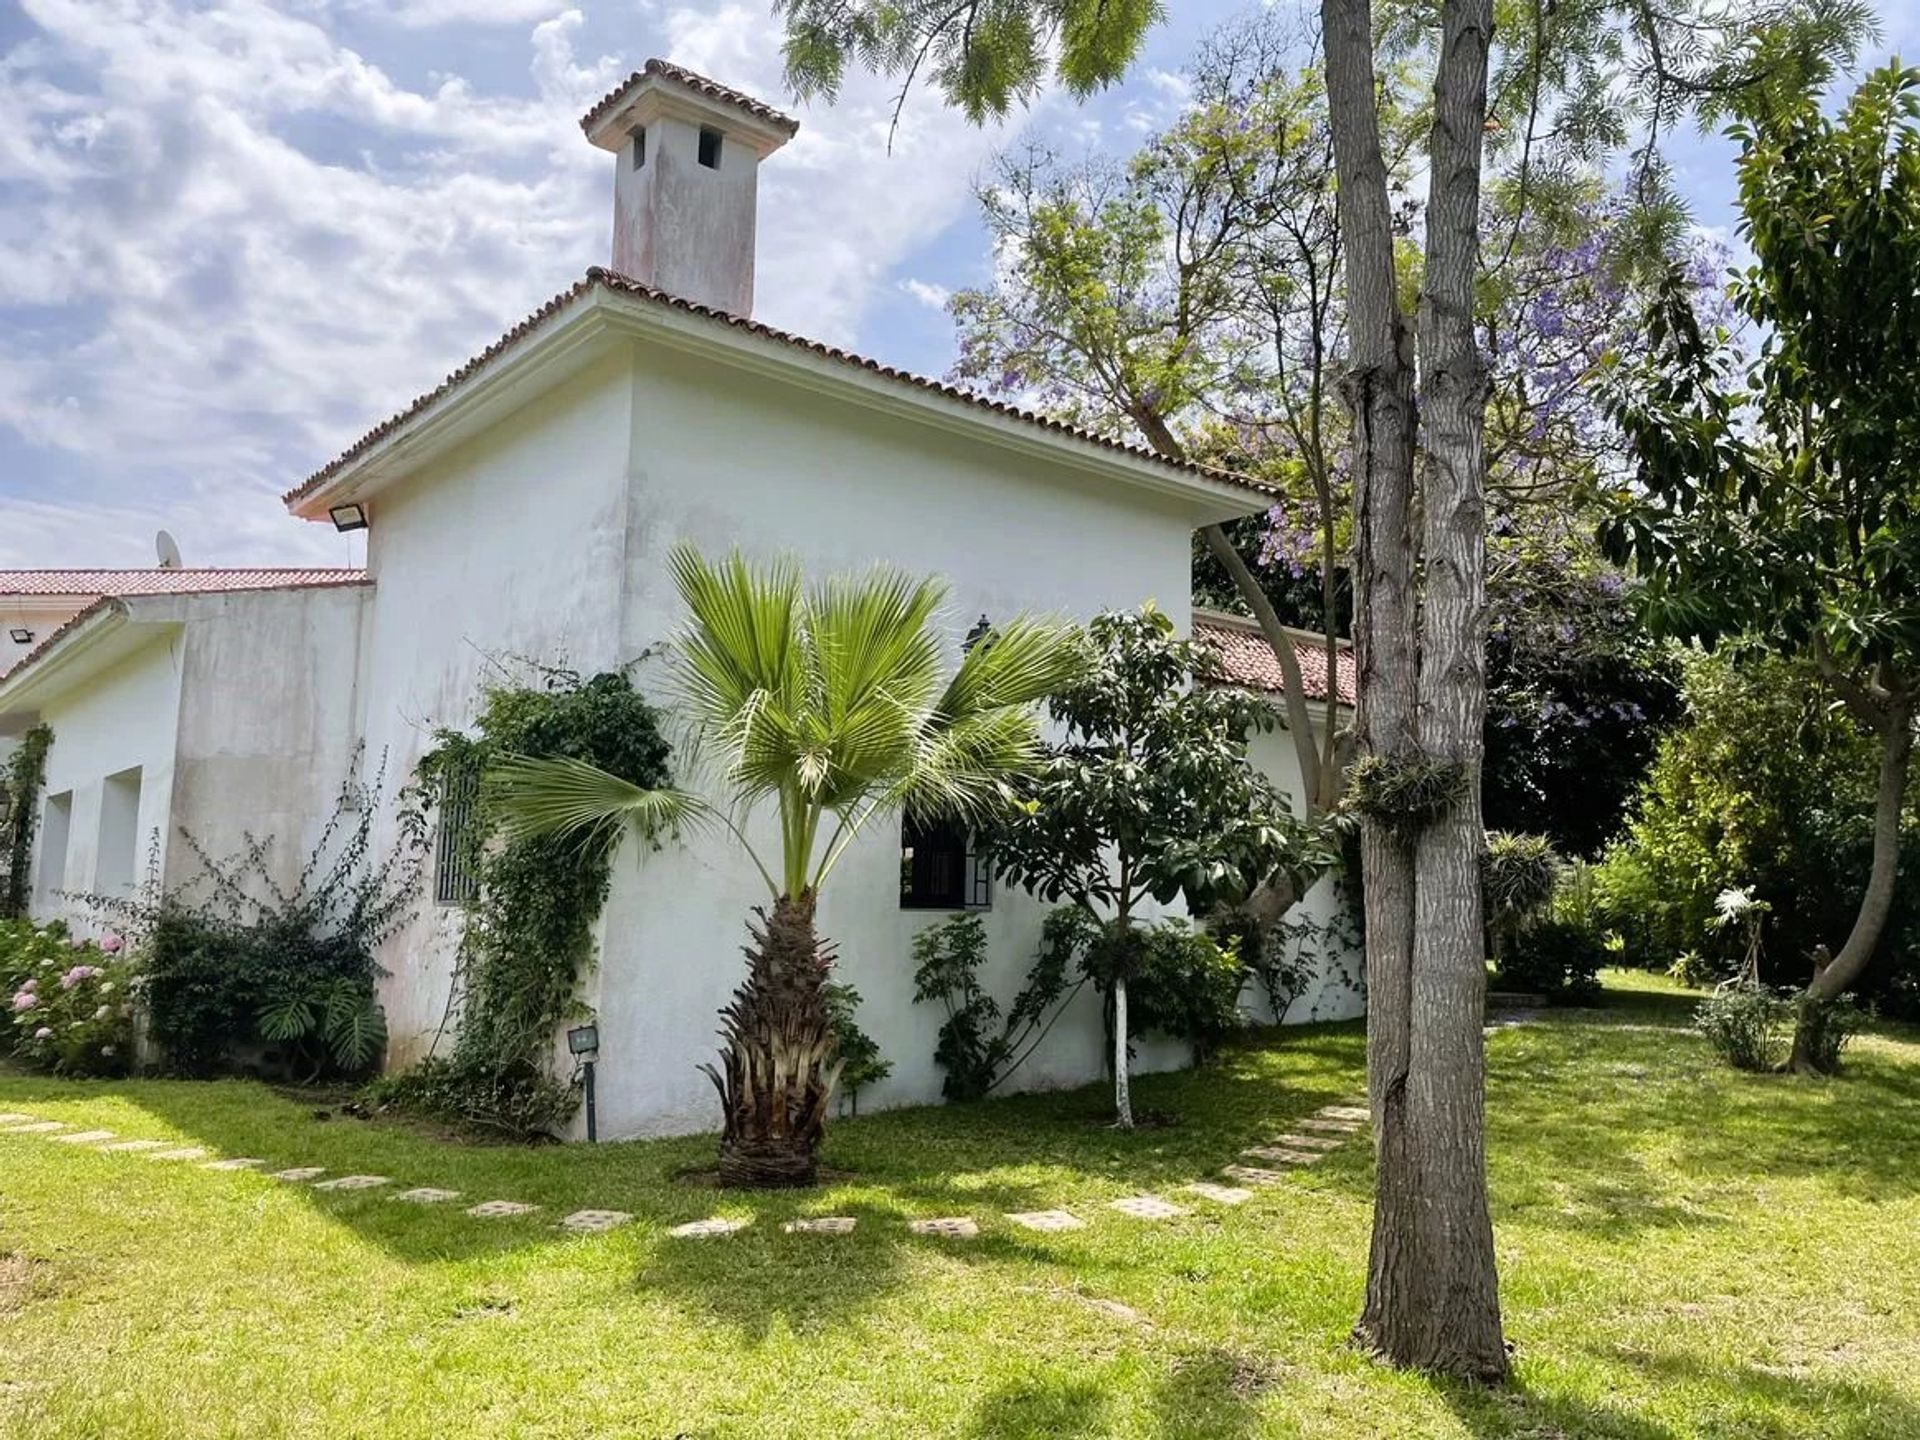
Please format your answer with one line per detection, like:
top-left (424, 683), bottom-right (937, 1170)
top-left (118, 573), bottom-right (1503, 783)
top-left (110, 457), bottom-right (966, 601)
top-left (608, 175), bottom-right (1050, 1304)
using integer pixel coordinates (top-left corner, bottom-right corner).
top-left (824, 982), bottom-right (891, 1113)
top-left (1493, 919), bottom-right (1605, 1003)
top-left (5, 925), bottom-right (134, 1076)
top-left (1695, 983), bottom-right (1792, 1072)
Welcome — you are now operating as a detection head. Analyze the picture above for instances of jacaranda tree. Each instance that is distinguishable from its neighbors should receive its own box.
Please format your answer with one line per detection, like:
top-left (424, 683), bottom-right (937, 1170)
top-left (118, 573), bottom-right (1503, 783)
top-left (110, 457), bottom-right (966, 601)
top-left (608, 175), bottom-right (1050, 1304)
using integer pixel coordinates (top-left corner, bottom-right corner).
top-left (494, 545), bottom-right (1083, 1185)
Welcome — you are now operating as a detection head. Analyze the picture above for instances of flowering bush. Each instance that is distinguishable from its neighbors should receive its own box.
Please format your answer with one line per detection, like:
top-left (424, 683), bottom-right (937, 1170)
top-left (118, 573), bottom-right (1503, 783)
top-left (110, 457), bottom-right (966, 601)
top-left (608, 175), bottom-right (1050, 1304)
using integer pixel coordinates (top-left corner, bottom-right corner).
top-left (6, 926), bottom-right (136, 1076)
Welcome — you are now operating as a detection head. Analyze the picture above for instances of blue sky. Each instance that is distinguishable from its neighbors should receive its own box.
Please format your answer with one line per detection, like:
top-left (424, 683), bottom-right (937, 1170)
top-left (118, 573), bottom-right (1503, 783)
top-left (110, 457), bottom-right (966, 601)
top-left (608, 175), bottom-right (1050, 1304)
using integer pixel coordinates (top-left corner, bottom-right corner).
top-left (2, 0), bottom-right (1917, 569)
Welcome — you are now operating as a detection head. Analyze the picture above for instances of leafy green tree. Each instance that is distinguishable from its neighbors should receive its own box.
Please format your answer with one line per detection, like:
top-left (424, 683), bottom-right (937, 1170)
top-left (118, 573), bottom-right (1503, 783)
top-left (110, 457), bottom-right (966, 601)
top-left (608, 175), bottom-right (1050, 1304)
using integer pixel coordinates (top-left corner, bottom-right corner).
top-left (774, 0), bottom-right (1866, 1379)
top-left (980, 605), bottom-right (1334, 1127)
top-left (1605, 62), bottom-right (1920, 1072)
top-left (494, 545), bottom-right (1081, 1186)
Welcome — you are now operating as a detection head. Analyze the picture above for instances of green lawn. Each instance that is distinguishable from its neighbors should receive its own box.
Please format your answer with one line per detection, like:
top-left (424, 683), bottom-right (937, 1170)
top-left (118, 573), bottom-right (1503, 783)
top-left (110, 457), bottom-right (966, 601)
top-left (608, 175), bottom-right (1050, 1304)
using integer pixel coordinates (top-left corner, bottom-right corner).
top-left (3, 971), bottom-right (1918, 1439)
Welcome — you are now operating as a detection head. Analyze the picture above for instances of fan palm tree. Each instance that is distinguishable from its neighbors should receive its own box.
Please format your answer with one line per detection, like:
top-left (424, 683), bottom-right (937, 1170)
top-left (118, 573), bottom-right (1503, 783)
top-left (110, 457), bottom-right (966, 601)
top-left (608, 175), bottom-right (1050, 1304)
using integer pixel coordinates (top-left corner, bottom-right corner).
top-left (492, 543), bottom-right (1084, 1186)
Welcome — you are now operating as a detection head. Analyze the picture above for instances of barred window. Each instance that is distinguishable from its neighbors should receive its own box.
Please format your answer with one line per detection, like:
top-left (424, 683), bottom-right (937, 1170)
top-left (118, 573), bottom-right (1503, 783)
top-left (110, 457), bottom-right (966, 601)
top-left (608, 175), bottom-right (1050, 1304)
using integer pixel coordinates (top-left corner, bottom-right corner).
top-left (434, 766), bottom-right (481, 907)
top-left (900, 816), bottom-right (991, 911)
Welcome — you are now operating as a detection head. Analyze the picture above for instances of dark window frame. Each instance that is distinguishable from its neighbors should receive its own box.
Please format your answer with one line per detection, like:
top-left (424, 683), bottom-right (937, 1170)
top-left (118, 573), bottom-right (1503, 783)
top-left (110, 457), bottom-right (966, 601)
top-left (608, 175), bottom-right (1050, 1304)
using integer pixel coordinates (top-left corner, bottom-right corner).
top-left (900, 815), bottom-right (991, 912)
top-left (697, 125), bottom-right (723, 170)
top-left (631, 125), bottom-right (646, 169)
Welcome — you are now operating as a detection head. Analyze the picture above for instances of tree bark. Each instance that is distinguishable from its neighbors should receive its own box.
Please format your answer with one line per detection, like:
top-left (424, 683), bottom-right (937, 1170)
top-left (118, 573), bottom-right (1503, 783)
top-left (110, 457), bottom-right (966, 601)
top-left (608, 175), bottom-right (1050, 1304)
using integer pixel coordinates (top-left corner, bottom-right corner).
top-left (1788, 693), bottom-right (1914, 1072)
top-left (1112, 974), bottom-right (1134, 1128)
top-left (703, 892), bottom-right (843, 1187)
top-left (1326, 0), bottom-right (1509, 1381)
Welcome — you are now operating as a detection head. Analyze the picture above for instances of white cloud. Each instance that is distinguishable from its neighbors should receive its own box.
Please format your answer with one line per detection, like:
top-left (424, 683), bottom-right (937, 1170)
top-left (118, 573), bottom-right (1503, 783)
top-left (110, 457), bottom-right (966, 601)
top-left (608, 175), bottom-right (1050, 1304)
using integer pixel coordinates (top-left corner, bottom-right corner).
top-left (346, 0), bottom-right (570, 28)
top-left (0, 1), bottom-right (1039, 566)
top-left (898, 278), bottom-right (953, 311)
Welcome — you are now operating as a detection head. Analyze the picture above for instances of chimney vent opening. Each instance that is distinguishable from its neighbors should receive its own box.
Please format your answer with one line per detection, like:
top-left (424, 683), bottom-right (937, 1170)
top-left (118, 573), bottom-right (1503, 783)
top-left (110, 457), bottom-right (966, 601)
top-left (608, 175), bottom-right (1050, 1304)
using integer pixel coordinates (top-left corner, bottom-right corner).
top-left (631, 126), bottom-right (646, 169)
top-left (697, 126), bottom-right (723, 170)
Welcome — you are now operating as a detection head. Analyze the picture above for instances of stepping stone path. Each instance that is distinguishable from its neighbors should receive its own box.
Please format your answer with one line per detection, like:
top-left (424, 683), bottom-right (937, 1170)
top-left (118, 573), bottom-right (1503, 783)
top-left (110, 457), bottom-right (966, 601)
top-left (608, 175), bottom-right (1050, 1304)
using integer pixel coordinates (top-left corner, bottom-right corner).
top-left (0, 1113), bottom-right (34, 1124)
top-left (1221, 1164), bottom-right (1290, 1187)
top-left (145, 1147), bottom-right (209, 1162)
top-left (560, 1210), bottom-right (633, 1234)
top-left (909, 1217), bottom-right (978, 1239)
top-left (783, 1216), bottom-right (857, 1234)
top-left (1268, 1133), bottom-right (1341, 1150)
top-left (1007, 1209), bottom-right (1084, 1233)
top-left (1183, 1182), bottom-right (1252, 1206)
top-left (1241, 1145), bottom-right (1326, 1165)
top-left (101, 1139), bottom-right (170, 1153)
top-left (1109, 1195), bottom-right (1187, 1221)
top-left (52, 1130), bottom-right (116, 1145)
top-left (394, 1187), bottom-right (462, 1205)
top-left (314, 1174), bottom-right (390, 1191)
top-left (468, 1200), bottom-right (538, 1219)
top-left (272, 1167), bottom-right (327, 1183)
top-left (3, 1121), bottom-right (68, 1134)
top-left (1298, 1116), bottom-right (1364, 1135)
top-left (203, 1157), bottom-right (267, 1171)
top-left (1320, 1106), bottom-right (1371, 1122)
top-left (669, 1217), bottom-right (748, 1238)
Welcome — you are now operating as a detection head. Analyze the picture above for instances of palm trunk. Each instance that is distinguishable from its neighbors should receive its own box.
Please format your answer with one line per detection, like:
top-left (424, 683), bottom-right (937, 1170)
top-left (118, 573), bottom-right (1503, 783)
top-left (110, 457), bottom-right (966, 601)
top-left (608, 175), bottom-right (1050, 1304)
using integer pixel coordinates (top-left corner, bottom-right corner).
top-left (1326, 0), bottom-right (1509, 1381)
top-left (1789, 694), bottom-right (1913, 1073)
top-left (701, 891), bottom-right (843, 1187)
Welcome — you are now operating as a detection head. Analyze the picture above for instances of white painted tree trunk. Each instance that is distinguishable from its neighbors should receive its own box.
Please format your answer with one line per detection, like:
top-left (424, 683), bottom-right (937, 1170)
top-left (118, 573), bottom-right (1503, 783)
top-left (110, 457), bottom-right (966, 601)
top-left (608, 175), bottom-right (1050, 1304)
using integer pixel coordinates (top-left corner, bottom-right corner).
top-left (1112, 975), bottom-right (1133, 1129)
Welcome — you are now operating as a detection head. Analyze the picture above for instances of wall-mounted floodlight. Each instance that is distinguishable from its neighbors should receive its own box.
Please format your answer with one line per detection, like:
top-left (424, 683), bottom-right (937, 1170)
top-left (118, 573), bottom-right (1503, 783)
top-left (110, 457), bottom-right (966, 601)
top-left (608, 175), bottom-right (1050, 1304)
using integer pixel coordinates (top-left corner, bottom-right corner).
top-left (7, 628), bottom-right (33, 645)
top-left (568, 1024), bottom-right (602, 1143)
top-left (329, 503), bottom-right (369, 533)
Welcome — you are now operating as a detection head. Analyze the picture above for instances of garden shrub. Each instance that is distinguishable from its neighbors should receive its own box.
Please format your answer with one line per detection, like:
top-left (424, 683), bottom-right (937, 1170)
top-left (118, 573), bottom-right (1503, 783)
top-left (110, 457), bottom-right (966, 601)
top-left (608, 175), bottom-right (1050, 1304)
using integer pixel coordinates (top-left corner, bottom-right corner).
top-left (1493, 919), bottom-right (1606, 1003)
top-left (824, 981), bottom-right (891, 1113)
top-left (1483, 830), bottom-right (1561, 967)
top-left (1791, 991), bottom-right (1862, 1073)
top-left (1695, 983), bottom-right (1792, 1072)
top-left (911, 911), bottom-right (1082, 1101)
top-left (1667, 950), bottom-right (1723, 989)
top-left (0, 725), bottom-right (53, 919)
top-left (1117, 920), bottom-right (1245, 1062)
top-left (6, 927), bottom-right (135, 1076)
top-left (98, 764), bottom-right (417, 1080)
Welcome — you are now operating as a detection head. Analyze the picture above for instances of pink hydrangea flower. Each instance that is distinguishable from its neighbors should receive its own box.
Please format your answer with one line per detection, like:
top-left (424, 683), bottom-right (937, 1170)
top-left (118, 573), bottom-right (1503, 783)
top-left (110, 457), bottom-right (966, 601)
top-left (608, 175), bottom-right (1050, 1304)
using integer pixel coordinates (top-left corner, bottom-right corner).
top-left (33, 1026), bottom-right (52, 1040)
top-left (11, 991), bottom-right (37, 1012)
top-left (100, 933), bottom-right (124, 954)
top-left (59, 965), bottom-right (101, 991)
top-left (20, 977), bottom-right (35, 993)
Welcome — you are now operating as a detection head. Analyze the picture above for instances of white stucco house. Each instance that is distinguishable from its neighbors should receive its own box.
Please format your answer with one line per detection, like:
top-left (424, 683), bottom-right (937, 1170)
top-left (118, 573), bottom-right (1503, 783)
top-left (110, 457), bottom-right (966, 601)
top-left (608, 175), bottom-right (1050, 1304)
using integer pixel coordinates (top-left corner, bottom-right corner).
top-left (0, 60), bottom-right (1359, 1139)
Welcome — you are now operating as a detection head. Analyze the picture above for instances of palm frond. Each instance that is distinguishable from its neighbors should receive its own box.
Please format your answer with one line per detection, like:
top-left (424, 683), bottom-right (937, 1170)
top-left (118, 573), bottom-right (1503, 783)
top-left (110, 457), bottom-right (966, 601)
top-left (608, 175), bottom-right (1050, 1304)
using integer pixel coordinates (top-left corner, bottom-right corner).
top-left (489, 754), bottom-right (705, 856)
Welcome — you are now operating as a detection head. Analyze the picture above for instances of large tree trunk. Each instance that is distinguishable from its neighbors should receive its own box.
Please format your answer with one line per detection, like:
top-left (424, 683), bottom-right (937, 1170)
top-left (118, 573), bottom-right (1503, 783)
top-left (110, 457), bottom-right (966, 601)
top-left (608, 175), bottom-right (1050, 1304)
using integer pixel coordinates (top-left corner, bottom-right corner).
top-left (1326, 0), bottom-right (1510, 1381)
top-left (701, 891), bottom-right (842, 1187)
top-left (1789, 694), bottom-right (1914, 1073)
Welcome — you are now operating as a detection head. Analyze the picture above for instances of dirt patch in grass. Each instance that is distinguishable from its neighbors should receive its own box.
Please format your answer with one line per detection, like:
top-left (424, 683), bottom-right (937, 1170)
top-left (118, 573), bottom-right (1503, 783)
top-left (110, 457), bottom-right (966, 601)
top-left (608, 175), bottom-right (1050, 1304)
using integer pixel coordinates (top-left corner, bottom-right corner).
top-left (0, 1252), bottom-right (55, 1315)
top-left (672, 1163), bottom-right (858, 1190)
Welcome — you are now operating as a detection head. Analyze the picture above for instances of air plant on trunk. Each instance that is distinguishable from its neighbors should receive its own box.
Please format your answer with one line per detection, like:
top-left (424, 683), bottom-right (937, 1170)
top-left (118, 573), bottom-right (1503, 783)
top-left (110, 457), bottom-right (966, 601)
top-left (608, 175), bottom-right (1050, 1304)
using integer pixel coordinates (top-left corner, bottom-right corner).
top-left (492, 544), bottom-right (1083, 1187)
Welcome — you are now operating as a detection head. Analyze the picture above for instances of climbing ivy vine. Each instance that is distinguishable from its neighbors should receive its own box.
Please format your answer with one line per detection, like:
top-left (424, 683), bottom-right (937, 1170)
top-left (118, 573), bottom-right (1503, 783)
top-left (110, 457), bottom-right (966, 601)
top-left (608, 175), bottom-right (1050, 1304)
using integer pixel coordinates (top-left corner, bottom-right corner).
top-left (0, 724), bottom-right (53, 919)
top-left (377, 668), bottom-right (672, 1139)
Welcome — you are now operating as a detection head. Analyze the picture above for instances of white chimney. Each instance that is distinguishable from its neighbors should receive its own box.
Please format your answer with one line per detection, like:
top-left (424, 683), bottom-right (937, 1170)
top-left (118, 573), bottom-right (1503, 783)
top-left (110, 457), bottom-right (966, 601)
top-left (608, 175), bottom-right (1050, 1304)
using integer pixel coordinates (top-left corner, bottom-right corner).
top-left (580, 59), bottom-right (799, 318)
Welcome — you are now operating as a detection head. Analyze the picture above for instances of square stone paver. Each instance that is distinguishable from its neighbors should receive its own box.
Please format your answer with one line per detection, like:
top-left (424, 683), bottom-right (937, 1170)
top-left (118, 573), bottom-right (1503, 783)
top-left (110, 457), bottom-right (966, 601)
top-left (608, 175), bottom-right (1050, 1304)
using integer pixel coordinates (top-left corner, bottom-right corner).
top-left (0, 1113), bottom-right (33, 1124)
top-left (909, 1217), bottom-right (979, 1239)
top-left (1184, 1182), bottom-right (1253, 1206)
top-left (467, 1200), bottom-right (540, 1219)
top-left (1109, 1195), bottom-right (1188, 1221)
top-left (1318, 1105), bottom-right (1371, 1122)
top-left (271, 1167), bottom-right (327, 1183)
top-left (783, 1216), bottom-right (857, 1234)
top-left (394, 1187), bottom-right (462, 1205)
top-left (1241, 1145), bottom-right (1327, 1165)
top-left (668, 1216), bottom-right (749, 1238)
top-left (1298, 1117), bottom-right (1364, 1134)
top-left (52, 1129), bottom-right (116, 1145)
top-left (1007, 1209), bottom-right (1085, 1233)
top-left (2, 1121), bottom-right (68, 1134)
top-left (145, 1146), bottom-right (210, 1162)
top-left (313, 1174), bottom-right (390, 1191)
top-left (1268, 1133), bottom-right (1342, 1150)
top-left (202, 1157), bottom-right (267, 1171)
top-left (1221, 1164), bottom-right (1290, 1187)
top-left (101, 1139), bottom-right (170, 1153)
top-left (560, 1209), bottom-right (633, 1234)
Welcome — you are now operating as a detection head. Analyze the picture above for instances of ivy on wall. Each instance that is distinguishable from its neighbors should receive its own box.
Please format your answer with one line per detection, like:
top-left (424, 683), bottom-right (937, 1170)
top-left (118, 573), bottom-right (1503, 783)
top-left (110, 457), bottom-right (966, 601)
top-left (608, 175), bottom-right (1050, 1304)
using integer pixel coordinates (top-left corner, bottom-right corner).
top-left (0, 724), bottom-right (53, 919)
top-left (378, 669), bottom-right (672, 1139)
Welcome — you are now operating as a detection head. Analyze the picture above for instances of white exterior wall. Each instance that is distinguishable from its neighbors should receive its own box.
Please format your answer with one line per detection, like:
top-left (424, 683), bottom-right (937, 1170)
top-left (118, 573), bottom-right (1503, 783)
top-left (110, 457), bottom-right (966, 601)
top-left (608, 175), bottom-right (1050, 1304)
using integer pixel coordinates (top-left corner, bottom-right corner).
top-left (31, 636), bottom-right (182, 928)
top-left (1242, 721), bottom-right (1366, 1024)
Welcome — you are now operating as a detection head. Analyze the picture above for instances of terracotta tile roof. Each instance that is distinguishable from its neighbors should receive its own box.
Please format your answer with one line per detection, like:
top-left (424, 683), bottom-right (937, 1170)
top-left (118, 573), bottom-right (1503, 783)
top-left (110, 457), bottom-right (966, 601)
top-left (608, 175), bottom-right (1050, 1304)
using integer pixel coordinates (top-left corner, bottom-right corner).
top-left (284, 270), bottom-right (1273, 507)
top-left (1194, 611), bottom-right (1357, 709)
top-left (580, 58), bottom-right (801, 139)
top-left (0, 568), bottom-right (367, 597)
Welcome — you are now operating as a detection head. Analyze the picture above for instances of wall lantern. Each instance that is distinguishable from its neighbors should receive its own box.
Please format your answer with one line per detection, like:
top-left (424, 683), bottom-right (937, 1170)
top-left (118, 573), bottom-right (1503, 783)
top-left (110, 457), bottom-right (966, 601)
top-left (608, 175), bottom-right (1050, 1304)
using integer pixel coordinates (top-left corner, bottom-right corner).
top-left (7, 628), bottom-right (32, 645)
top-left (568, 1024), bottom-right (602, 1143)
top-left (328, 503), bottom-right (370, 533)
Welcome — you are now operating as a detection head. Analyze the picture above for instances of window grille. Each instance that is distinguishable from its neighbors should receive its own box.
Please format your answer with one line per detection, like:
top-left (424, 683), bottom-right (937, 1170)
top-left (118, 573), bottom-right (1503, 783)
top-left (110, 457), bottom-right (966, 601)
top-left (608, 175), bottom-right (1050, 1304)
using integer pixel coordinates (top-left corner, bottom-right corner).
top-left (901, 816), bottom-right (991, 911)
top-left (434, 767), bottom-right (481, 907)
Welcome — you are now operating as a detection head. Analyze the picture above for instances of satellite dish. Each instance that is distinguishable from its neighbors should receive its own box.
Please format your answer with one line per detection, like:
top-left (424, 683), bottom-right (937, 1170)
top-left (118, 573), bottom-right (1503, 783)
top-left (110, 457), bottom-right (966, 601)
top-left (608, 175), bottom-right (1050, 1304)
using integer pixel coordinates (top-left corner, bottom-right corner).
top-left (155, 530), bottom-right (183, 570)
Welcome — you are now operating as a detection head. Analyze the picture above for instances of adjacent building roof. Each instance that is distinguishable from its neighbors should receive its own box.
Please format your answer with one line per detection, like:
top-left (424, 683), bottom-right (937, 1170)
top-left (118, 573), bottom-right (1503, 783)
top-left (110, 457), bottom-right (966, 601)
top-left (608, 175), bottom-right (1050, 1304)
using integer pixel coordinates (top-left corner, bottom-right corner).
top-left (0, 568), bottom-right (366, 597)
top-left (581, 58), bottom-right (801, 140)
top-left (1193, 609), bottom-right (1357, 709)
top-left (283, 269), bottom-right (1273, 509)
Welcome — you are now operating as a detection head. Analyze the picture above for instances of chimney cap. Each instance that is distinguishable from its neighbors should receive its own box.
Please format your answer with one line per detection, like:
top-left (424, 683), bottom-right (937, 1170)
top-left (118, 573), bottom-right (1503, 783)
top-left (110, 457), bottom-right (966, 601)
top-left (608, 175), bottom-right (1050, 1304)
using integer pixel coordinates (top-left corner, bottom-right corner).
top-left (581, 58), bottom-right (800, 153)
